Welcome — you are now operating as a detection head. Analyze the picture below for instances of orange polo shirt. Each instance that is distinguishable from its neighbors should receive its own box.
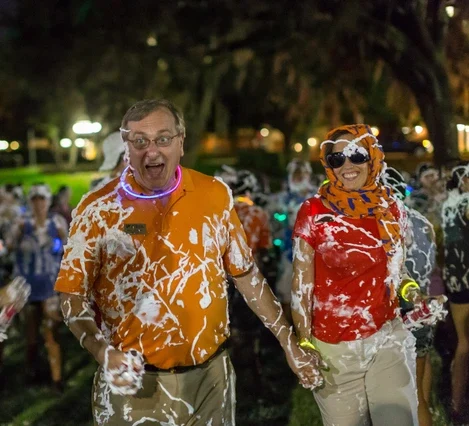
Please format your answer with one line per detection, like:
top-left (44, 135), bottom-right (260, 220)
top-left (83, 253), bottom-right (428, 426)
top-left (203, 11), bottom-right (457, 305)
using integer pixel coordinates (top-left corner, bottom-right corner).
top-left (55, 167), bottom-right (254, 368)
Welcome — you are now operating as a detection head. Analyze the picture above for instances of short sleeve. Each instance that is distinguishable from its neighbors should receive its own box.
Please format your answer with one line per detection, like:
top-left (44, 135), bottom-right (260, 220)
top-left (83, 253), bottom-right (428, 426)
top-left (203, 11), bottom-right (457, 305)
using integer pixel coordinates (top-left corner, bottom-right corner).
top-left (54, 203), bottom-right (102, 297)
top-left (292, 199), bottom-right (316, 248)
top-left (223, 202), bottom-right (255, 277)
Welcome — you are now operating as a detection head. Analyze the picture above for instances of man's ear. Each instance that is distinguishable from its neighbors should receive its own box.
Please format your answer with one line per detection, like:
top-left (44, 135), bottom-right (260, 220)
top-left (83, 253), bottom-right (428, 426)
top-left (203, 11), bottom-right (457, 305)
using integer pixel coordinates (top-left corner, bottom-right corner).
top-left (180, 137), bottom-right (185, 157)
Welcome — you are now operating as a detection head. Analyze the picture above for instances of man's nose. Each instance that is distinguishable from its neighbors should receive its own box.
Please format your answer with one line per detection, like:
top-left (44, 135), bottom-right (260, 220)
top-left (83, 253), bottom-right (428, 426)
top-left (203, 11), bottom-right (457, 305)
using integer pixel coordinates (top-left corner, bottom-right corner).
top-left (146, 142), bottom-right (161, 155)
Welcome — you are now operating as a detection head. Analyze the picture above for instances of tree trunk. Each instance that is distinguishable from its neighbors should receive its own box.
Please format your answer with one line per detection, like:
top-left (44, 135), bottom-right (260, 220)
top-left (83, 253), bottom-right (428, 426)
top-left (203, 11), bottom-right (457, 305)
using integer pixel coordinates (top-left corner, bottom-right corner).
top-left (414, 68), bottom-right (459, 167)
top-left (182, 63), bottom-right (228, 168)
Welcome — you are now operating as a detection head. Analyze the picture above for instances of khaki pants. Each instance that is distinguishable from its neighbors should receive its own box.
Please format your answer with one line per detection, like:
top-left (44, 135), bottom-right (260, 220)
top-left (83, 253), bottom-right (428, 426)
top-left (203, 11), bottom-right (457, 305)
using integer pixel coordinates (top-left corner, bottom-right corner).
top-left (92, 350), bottom-right (236, 426)
top-left (312, 318), bottom-right (418, 426)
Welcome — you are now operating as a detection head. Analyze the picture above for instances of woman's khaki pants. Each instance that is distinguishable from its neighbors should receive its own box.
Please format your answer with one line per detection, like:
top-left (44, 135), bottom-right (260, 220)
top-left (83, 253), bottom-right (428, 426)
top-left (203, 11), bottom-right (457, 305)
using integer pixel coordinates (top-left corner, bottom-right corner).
top-left (92, 350), bottom-right (236, 426)
top-left (312, 318), bottom-right (419, 426)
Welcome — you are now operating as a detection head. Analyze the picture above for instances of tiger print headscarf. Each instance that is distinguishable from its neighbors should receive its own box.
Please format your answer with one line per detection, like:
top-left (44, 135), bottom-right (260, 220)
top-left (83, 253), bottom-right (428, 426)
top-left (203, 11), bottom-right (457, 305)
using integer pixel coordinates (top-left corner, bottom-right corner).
top-left (318, 124), bottom-right (404, 299)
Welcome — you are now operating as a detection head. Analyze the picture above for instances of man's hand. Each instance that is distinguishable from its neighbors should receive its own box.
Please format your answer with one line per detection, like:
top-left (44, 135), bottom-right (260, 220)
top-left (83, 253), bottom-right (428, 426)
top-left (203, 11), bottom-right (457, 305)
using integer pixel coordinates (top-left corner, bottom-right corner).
top-left (285, 342), bottom-right (327, 391)
top-left (102, 347), bottom-right (145, 396)
top-left (0, 277), bottom-right (30, 310)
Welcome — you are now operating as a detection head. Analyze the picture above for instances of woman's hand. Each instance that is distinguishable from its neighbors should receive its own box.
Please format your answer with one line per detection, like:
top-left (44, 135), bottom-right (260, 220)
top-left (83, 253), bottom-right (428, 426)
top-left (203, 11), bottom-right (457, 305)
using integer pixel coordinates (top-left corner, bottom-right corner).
top-left (285, 340), bottom-right (327, 391)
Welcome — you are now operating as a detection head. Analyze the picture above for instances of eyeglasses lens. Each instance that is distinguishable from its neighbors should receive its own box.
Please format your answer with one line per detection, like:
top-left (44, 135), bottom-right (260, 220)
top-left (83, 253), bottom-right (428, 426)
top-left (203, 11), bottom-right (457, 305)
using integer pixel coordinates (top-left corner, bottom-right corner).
top-left (326, 152), bottom-right (369, 168)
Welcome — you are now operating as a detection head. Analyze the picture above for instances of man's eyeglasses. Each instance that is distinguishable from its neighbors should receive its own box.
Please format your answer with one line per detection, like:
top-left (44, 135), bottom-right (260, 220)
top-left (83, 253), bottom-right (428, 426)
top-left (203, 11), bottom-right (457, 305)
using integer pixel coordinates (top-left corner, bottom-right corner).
top-left (120, 128), bottom-right (181, 150)
top-left (325, 151), bottom-right (370, 169)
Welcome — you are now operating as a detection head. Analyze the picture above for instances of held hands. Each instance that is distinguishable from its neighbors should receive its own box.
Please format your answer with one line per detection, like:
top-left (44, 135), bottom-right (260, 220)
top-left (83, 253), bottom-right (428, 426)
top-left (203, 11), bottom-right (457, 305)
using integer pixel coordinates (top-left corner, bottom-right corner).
top-left (286, 338), bottom-right (327, 391)
top-left (101, 347), bottom-right (145, 396)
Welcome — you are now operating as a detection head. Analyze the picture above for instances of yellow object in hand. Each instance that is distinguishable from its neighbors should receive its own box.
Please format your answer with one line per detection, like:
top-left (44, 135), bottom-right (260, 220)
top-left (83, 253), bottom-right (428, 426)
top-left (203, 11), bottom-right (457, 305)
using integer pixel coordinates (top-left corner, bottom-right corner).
top-left (299, 337), bottom-right (317, 351)
top-left (400, 280), bottom-right (420, 302)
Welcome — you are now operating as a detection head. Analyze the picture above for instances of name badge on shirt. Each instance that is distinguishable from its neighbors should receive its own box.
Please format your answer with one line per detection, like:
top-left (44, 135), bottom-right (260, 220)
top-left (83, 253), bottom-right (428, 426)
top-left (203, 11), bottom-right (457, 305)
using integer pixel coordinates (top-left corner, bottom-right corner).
top-left (123, 223), bottom-right (147, 235)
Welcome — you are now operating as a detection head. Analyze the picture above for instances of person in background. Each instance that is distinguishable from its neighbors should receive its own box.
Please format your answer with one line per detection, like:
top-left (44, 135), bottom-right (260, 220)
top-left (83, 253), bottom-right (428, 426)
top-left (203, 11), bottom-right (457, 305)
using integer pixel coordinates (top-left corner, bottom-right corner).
top-left (274, 159), bottom-right (316, 323)
top-left (383, 167), bottom-right (438, 426)
top-left (410, 163), bottom-right (447, 224)
top-left (291, 124), bottom-right (418, 425)
top-left (7, 184), bottom-right (66, 392)
top-left (55, 99), bottom-right (322, 425)
top-left (441, 163), bottom-right (469, 424)
top-left (50, 185), bottom-right (73, 229)
top-left (90, 131), bottom-right (127, 191)
top-left (219, 167), bottom-right (273, 383)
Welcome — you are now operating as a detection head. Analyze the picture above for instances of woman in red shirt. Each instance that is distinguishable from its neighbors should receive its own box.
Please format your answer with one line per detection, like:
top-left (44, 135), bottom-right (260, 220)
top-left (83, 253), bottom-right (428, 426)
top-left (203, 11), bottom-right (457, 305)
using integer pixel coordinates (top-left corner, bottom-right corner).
top-left (291, 124), bottom-right (418, 426)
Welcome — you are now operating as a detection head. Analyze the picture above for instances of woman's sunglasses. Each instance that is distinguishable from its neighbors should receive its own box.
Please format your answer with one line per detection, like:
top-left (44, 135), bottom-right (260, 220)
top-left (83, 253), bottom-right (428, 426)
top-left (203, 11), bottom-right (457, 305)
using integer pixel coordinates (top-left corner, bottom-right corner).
top-left (325, 151), bottom-right (370, 169)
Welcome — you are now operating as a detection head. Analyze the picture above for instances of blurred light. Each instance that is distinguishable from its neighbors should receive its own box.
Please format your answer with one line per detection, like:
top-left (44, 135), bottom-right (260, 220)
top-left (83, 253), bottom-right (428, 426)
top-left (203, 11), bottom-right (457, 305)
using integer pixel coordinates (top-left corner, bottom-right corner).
top-left (273, 238), bottom-right (283, 247)
top-left (83, 140), bottom-right (97, 161)
top-left (293, 143), bottom-right (303, 153)
top-left (422, 139), bottom-right (434, 153)
top-left (446, 6), bottom-right (455, 17)
top-left (74, 138), bottom-right (86, 148)
top-left (60, 138), bottom-right (72, 148)
top-left (73, 120), bottom-right (102, 134)
top-left (274, 212), bottom-right (287, 222)
top-left (0, 140), bottom-right (8, 150)
top-left (465, 126), bottom-right (469, 133)
top-left (307, 137), bottom-right (317, 147)
top-left (370, 126), bottom-right (380, 136)
top-left (203, 56), bottom-right (213, 64)
top-left (260, 128), bottom-right (270, 137)
top-left (10, 141), bottom-right (20, 150)
top-left (402, 127), bottom-right (410, 135)
top-left (405, 185), bottom-right (414, 197)
top-left (147, 35), bottom-right (157, 46)
top-left (457, 124), bottom-right (466, 131)
top-left (414, 125), bottom-right (424, 134)
top-left (157, 58), bottom-right (168, 71)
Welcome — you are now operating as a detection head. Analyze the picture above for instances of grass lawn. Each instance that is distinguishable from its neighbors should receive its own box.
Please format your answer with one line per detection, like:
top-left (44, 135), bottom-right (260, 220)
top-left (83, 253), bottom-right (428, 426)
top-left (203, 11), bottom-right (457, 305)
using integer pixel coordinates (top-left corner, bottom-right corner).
top-left (0, 167), bottom-right (103, 207)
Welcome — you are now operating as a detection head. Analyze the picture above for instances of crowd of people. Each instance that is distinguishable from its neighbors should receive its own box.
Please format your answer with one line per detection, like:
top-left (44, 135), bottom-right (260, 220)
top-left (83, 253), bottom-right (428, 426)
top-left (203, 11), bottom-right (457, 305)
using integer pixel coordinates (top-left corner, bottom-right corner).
top-left (0, 99), bottom-right (468, 425)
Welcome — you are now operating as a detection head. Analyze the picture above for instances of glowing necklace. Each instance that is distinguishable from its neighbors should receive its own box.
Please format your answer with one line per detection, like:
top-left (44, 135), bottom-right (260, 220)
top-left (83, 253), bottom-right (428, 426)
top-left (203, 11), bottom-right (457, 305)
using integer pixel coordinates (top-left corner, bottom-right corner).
top-left (120, 165), bottom-right (182, 199)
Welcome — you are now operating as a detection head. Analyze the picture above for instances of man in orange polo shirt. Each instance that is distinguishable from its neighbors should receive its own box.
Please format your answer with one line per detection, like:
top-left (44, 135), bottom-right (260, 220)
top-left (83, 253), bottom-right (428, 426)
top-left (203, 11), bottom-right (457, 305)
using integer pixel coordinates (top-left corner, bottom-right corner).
top-left (55, 99), bottom-right (323, 425)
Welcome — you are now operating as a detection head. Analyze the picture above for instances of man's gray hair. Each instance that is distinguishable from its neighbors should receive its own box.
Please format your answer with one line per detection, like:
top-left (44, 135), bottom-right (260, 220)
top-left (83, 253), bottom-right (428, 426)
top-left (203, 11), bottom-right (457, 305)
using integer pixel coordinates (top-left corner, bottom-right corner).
top-left (121, 99), bottom-right (186, 137)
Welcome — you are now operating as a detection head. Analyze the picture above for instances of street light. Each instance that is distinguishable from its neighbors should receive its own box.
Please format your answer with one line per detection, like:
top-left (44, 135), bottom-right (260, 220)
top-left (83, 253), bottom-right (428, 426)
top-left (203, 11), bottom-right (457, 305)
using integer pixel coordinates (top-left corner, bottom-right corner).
top-left (0, 140), bottom-right (9, 150)
top-left (60, 138), bottom-right (72, 148)
top-left (293, 143), bottom-right (303, 153)
top-left (74, 138), bottom-right (86, 148)
top-left (72, 120), bottom-right (102, 135)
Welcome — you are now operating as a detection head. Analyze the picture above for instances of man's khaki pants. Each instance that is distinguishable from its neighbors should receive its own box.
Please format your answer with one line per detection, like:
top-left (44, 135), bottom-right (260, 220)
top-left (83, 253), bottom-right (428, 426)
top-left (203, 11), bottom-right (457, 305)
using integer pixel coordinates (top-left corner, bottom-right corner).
top-left (312, 318), bottom-right (419, 426)
top-left (92, 350), bottom-right (236, 426)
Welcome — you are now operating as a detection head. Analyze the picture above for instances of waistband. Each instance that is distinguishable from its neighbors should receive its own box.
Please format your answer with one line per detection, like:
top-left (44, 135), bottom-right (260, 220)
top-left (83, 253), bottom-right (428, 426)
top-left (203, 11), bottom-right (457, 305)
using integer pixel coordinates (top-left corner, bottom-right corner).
top-left (144, 341), bottom-right (228, 374)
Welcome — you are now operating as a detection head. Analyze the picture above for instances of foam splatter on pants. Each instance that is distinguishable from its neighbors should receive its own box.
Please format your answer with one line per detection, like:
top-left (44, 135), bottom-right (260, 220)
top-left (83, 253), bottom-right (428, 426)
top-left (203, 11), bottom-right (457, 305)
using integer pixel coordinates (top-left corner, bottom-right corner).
top-left (311, 318), bottom-right (418, 426)
top-left (92, 350), bottom-right (236, 426)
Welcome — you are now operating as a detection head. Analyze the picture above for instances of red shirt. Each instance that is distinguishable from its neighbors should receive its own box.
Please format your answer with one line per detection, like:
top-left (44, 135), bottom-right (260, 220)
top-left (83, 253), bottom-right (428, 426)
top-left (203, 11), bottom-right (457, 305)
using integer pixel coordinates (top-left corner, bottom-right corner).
top-left (293, 196), bottom-right (399, 343)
